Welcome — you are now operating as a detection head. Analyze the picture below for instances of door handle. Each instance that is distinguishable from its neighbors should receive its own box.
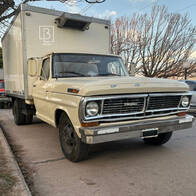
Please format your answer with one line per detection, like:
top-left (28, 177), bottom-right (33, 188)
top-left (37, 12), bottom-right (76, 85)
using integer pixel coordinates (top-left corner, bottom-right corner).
top-left (33, 84), bottom-right (36, 87)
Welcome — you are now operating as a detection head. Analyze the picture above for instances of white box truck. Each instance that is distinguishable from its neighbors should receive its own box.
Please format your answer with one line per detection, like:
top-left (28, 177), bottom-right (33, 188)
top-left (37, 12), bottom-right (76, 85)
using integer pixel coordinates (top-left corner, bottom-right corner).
top-left (2, 4), bottom-right (194, 162)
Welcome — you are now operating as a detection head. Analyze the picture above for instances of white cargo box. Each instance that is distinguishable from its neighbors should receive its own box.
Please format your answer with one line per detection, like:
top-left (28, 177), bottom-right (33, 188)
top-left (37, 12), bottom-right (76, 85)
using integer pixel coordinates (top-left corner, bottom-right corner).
top-left (2, 4), bottom-right (110, 99)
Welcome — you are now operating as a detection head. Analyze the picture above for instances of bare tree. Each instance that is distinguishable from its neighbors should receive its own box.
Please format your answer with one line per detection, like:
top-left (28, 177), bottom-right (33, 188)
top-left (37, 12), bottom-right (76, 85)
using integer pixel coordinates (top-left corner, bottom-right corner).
top-left (111, 5), bottom-right (196, 78)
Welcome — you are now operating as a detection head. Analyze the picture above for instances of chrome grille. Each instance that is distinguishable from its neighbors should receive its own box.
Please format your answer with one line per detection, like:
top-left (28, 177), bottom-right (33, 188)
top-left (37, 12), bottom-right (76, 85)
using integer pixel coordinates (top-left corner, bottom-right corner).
top-left (102, 97), bottom-right (145, 114)
top-left (81, 93), bottom-right (191, 122)
top-left (147, 95), bottom-right (182, 111)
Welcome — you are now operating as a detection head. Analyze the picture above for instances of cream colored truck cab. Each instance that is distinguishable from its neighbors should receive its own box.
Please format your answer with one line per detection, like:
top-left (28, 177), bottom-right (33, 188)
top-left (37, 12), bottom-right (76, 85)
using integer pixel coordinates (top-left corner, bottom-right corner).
top-left (26, 52), bottom-right (194, 162)
top-left (2, 4), bottom-right (194, 162)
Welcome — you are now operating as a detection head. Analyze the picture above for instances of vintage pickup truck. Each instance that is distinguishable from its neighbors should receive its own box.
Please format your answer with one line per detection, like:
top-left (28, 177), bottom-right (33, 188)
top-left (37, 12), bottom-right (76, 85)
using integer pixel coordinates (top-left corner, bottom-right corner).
top-left (2, 4), bottom-right (194, 162)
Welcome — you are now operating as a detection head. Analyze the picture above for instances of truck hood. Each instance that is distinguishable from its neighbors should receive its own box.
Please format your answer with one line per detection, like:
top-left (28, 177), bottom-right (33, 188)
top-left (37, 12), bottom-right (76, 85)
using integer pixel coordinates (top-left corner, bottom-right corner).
top-left (51, 76), bottom-right (189, 96)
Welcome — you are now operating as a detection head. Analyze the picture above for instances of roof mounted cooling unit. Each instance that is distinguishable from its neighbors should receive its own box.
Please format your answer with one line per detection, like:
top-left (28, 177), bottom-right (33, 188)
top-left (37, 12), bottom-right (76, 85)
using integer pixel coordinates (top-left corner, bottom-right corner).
top-left (55, 14), bottom-right (91, 31)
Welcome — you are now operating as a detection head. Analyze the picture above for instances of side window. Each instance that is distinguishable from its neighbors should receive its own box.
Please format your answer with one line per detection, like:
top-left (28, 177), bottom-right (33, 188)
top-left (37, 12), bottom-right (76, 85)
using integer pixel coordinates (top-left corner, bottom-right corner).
top-left (192, 84), bottom-right (196, 91)
top-left (41, 58), bottom-right (50, 80)
top-left (186, 81), bottom-right (194, 91)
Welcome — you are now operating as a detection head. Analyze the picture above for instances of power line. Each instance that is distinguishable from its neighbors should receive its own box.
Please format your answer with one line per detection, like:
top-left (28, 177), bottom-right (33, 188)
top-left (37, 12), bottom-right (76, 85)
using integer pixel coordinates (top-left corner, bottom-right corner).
top-left (175, 3), bottom-right (196, 12)
top-left (80, 3), bottom-right (93, 14)
top-left (137, 0), bottom-right (158, 12)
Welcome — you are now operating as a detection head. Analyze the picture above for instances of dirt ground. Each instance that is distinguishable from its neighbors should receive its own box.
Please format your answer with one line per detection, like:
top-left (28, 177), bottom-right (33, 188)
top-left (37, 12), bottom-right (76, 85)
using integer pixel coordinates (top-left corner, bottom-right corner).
top-left (0, 109), bottom-right (196, 196)
top-left (0, 140), bottom-right (16, 196)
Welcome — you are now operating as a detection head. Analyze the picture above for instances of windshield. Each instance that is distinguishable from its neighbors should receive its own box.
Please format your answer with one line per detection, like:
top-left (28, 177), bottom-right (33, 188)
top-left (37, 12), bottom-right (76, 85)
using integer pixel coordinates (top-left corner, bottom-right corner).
top-left (52, 54), bottom-right (128, 78)
top-left (185, 81), bottom-right (196, 91)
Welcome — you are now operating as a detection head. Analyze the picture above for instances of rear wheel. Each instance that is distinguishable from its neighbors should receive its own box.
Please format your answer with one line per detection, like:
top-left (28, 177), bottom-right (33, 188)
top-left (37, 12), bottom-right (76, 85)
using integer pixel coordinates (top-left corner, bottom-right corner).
top-left (13, 99), bottom-right (33, 125)
top-left (59, 113), bottom-right (89, 162)
top-left (0, 103), bottom-right (4, 109)
top-left (25, 114), bottom-right (33, 124)
top-left (13, 99), bottom-right (26, 125)
top-left (143, 132), bottom-right (173, 145)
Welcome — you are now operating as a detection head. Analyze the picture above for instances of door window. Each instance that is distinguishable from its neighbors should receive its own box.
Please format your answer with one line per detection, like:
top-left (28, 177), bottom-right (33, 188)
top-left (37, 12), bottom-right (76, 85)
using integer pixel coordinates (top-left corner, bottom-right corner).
top-left (41, 58), bottom-right (50, 80)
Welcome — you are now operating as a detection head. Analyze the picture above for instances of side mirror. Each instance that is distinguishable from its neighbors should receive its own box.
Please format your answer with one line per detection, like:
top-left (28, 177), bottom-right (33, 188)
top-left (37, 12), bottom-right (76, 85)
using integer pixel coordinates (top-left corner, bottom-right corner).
top-left (28, 59), bottom-right (37, 77)
top-left (40, 75), bottom-right (46, 81)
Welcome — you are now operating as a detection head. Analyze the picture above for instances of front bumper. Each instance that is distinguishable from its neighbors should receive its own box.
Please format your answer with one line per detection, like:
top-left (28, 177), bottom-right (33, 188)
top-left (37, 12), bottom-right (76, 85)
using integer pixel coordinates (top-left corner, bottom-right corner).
top-left (79, 115), bottom-right (195, 144)
top-left (189, 104), bottom-right (196, 113)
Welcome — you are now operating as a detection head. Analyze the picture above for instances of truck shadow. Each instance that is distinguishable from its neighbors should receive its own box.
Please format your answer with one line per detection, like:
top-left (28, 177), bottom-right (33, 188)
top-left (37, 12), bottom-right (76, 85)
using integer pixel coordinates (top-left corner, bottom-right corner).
top-left (88, 139), bottom-right (171, 161)
top-left (31, 117), bottom-right (43, 125)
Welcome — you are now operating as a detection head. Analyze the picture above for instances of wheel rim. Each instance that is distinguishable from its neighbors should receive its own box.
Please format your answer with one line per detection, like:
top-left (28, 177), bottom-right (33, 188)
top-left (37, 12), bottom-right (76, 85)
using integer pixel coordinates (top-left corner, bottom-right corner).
top-left (62, 123), bottom-right (76, 154)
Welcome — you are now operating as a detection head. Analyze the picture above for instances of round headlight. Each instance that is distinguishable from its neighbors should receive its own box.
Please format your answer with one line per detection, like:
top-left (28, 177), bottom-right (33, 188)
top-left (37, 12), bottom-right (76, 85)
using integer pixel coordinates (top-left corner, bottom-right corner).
top-left (86, 102), bottom-right (99, 116)
top-left (181, 96), bottom-right (189, 107)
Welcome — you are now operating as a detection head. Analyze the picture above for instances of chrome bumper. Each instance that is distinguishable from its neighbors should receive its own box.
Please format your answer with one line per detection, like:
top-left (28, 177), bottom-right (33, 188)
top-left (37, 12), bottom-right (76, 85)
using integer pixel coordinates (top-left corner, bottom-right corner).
top-left (79, 115), bottom-right (195, 144)
top-left (189, 104), bottom-right (196, 113)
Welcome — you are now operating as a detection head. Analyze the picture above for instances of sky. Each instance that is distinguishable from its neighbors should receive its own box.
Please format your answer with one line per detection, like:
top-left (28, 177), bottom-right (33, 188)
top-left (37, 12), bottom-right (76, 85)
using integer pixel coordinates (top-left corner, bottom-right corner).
top-left (28, 0), bottom-right (196, 26)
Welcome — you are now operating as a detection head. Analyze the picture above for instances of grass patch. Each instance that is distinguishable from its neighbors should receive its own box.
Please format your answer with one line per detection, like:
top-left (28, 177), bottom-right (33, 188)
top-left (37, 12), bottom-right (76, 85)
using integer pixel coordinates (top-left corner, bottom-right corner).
top-left (0, 141), bottom-right (17, 196)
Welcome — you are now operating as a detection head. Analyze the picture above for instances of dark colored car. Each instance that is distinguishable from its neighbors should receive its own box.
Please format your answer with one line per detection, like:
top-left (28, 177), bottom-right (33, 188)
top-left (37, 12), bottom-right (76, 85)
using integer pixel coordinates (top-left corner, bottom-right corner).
top-left (0, 80), bottom-right (5, 94)
top-left (0, 80), bottom-right (11, 109)
top-left (183, 80), bottom-right (196, 115)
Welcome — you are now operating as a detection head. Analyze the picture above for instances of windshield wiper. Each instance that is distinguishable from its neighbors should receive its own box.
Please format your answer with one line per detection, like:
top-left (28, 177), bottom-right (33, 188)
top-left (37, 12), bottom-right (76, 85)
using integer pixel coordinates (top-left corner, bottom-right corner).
top-left (98, 73), bottom-right (121, 76)
top-left (59, 71), bottom-right (86, 77)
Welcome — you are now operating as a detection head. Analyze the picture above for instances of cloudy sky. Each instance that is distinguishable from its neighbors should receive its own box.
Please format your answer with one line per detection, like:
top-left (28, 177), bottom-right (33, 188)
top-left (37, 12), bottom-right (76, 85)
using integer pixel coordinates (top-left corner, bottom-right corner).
top-left (29, 0), bottom-right (196, 25)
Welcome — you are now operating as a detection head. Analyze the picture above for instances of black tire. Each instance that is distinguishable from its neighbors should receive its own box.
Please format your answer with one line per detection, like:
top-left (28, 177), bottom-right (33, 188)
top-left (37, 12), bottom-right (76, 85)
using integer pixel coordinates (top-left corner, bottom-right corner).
top-left (143, 132), bottom-right (173, 145)
top-left (0, 103), bottom-right (4, 109)
top-left (13, 100), bottom-right (26, 125)
top-left (7, 102), bottom-right (12, 109)
top-left (3, 103), bottom-right (8, 109)
top-left (59, 113), bottom-right (89, 162)
top-left (25, 115), bottom-right (33, 124)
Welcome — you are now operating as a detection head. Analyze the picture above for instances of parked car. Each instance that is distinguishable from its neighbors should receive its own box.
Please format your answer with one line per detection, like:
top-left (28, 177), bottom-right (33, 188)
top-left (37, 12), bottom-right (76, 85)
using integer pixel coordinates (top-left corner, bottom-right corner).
top-left (0, 80), bottom-right (11, 109)
top-left (0, 80), bottom-right (4, 93)
top-left (183, 80), bottom-right (196, 115)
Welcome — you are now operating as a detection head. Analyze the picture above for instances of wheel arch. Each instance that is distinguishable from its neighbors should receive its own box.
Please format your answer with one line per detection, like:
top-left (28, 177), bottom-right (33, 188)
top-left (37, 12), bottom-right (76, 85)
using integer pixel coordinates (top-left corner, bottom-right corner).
top-left (55, 109), bottom-right (70, 128)
top-left (54, 107), bottom-right (81, 138)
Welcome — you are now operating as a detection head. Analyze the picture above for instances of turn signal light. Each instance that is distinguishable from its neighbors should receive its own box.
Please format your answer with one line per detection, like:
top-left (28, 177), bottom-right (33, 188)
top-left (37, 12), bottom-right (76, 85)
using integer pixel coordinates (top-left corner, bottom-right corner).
top-left (67, 88), bottom-right (79, 94)
top-left (81, 122), bottom-right (100, 127)
top-left (178, 112), bottom-right (187, 116)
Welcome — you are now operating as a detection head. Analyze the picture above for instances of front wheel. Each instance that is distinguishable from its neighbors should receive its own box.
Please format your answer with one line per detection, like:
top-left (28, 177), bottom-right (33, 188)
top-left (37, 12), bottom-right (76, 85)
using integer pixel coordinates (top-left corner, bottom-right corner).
top-left (59, 113), bottom-right (89, 162)
top-left (143, 132), bottom-right (173, 145)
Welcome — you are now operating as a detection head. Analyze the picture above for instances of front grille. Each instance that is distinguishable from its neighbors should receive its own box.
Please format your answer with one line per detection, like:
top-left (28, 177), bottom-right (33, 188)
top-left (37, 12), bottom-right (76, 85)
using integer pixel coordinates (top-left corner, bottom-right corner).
top-left (82, 93), bottom-right (191, 122)
top-left (102, 97), bottom-right (145, 114)
top-left (147, 96), bottom-right (181, 111)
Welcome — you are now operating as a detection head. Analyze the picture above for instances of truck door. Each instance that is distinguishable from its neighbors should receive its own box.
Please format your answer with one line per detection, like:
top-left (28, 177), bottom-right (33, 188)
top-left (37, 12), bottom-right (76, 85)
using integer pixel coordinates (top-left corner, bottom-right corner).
top-left (33, 57), bottom-right (50, 121)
